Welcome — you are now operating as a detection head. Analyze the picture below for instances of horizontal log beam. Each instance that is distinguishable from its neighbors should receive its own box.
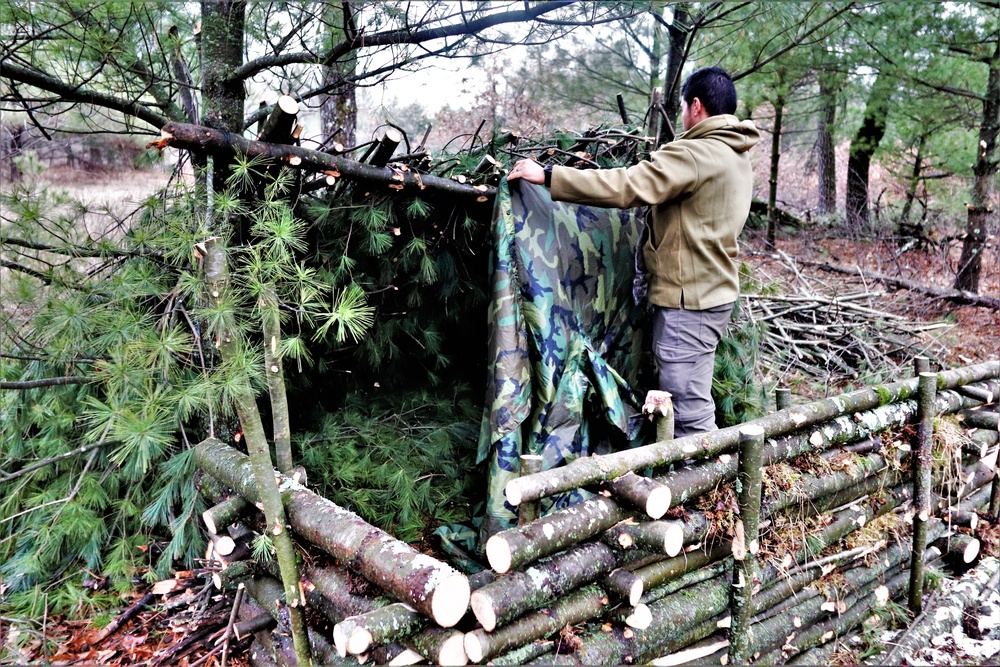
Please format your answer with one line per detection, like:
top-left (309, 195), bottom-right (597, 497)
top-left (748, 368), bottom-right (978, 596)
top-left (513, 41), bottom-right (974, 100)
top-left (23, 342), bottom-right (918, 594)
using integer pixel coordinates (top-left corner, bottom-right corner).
top-left (151, 122), bottom-right (496, 203)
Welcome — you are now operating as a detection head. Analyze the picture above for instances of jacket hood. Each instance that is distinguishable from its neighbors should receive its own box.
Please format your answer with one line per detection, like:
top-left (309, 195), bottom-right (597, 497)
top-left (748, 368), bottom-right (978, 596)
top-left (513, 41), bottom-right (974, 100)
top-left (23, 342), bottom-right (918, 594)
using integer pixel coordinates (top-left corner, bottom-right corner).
top-left (676, 114), bottom-right (760, 153)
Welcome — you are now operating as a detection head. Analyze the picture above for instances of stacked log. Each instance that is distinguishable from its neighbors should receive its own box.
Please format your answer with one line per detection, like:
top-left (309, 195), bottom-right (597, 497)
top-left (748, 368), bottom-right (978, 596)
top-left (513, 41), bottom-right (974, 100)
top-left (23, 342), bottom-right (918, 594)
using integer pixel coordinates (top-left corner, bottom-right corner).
top-left (459, 368), bottom-right (1000, 665)
top-left (192, 363), bottom-right (999, 665)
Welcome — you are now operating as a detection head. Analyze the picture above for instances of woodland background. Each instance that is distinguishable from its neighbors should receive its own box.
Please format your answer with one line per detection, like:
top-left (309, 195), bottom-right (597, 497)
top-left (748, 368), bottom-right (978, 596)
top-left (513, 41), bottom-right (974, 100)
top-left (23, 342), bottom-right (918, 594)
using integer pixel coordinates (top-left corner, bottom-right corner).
top-left (1, 1), bottom-right (1000, 661)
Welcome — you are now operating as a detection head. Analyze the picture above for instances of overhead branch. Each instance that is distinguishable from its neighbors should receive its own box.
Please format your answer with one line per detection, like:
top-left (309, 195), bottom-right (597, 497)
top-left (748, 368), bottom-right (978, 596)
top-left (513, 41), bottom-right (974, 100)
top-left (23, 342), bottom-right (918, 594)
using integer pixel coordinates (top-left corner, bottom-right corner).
top-left (733, 2), bottom-right (856, 81)
top-left (0, 236), bottom-right (160, 259)
top-left (0, 60), bottom-right (169, 129)
top-left (228, 1), bottom-right (575, 82)
top-left (152, 121), bottom-right (497, 202)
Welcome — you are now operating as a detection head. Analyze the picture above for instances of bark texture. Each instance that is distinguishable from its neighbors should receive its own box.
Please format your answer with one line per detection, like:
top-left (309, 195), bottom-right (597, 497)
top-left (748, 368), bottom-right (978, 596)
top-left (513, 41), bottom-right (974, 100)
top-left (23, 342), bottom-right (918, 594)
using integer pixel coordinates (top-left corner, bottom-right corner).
top-left (193, 438), bottom-right (470, 626)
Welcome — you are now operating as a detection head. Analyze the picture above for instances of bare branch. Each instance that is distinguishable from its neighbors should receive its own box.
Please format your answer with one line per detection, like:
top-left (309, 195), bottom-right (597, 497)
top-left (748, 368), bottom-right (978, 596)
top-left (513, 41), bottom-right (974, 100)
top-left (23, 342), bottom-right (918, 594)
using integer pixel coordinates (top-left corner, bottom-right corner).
top-left (228, 1), bottom-right (576, 82)
top-left (0, 60), bottom-right (169, 129)
top-left (0, 441), bottom-right (109, 483)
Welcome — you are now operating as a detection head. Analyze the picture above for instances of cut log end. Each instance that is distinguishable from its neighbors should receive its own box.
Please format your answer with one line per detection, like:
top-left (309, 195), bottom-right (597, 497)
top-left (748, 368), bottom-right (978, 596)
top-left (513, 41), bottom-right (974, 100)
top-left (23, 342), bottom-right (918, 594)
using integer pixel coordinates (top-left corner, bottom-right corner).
top-left (464, 632), bottom-right (487, 665)
top-left (504, 481), bottom-right (524, 507)
top-left (470, 591), bottom-right (497, 632)
top-left (963, 538), bottom-right (981, 563)
top-left (333, 624), bottom-right (349, 658)
top-left (486, 535), bottom-right (513, 574)
top-left (437, 632), bottom-right (469, 666)
top-left (389, 649), bottom-right (426, 666)
top-left (276, 94), bottom-right (299, 115)
top-left (627, 577), bottom-right (643, 606)
top-left (202, 509), bottom-right (219, 535)
top-left (348, 628), bottom-right (374, 656)
top-left (664, 523), bottom-right (685, 557)
top-left (645, 486), bottom-right (673, 520)
top-left (625, 603), bottom-right (653, 630)
top-left (432, 574), bottom-right (472, 627)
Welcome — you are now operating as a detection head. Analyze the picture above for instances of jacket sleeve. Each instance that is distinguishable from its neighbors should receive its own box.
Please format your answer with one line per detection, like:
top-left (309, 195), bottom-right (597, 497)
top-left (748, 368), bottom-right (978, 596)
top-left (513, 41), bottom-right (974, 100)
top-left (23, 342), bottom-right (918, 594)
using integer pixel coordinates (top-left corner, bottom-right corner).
top-left (549, 143), bottom-right (699, 209)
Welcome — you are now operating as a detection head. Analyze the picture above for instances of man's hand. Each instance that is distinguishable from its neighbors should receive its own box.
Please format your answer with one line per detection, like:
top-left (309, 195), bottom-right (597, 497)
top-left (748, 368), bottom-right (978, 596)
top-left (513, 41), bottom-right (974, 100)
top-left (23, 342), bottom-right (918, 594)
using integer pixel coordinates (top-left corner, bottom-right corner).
top-left (507, 159), bottom-right (545, 184)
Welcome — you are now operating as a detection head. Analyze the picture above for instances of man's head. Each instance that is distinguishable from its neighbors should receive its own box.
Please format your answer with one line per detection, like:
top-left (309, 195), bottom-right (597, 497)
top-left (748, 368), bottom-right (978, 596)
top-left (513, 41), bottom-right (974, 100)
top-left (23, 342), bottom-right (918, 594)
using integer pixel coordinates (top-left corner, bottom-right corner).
top-left (681, 67), bottom-right (737, 130)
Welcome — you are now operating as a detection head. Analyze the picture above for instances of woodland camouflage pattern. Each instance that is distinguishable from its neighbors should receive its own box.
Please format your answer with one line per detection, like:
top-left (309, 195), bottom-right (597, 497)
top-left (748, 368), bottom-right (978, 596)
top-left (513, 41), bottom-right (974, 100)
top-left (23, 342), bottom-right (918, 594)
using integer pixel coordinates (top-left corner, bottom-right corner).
top-left (478, 181), bottom-right (649, 538)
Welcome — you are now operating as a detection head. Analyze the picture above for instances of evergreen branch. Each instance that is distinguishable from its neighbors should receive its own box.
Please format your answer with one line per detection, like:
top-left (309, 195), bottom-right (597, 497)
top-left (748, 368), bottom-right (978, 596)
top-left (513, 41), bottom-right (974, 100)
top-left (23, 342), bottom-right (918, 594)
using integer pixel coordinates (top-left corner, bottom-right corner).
top-left (0, 236), bottom-right (161, 259)
top-left (0, 376), bottom-right (89, 389)
top-left (0, 60), bottom-right (170, 129)
top-left (0, 259), bottom-right (52, 284)
top-left (228, 1), bottom-right (574, 82)
top-left (0, 440), bottom-right (111, 483)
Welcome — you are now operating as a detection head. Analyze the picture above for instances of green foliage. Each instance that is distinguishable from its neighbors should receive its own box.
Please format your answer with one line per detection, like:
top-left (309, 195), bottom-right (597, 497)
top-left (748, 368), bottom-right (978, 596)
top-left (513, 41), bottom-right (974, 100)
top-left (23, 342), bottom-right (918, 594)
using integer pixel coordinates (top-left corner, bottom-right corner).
top-left (296, 393), bottom-right (481, 544)
top-left (713, 267), bottom-right (770, 427)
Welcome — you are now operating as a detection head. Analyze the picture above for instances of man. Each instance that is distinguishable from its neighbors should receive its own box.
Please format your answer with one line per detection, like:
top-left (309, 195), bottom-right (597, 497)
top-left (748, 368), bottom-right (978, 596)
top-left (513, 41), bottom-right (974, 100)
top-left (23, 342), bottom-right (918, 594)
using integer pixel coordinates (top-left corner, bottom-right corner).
top-left (508, 66), bottom-right (760, 437)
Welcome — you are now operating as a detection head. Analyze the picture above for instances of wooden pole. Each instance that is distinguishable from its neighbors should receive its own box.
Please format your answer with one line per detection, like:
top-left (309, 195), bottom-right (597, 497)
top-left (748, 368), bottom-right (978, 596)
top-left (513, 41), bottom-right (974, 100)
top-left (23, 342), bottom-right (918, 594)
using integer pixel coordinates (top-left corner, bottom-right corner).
top-left (728, 424), bottom-right (766, 665)
top-left (517, 455), bottom-right (543, 526)
top-left (914, 355), bottom-right (931, 375)
top-left (775, 387), bottom-right (792, 411)
top-left (909, 372), bottom-right (937, 614)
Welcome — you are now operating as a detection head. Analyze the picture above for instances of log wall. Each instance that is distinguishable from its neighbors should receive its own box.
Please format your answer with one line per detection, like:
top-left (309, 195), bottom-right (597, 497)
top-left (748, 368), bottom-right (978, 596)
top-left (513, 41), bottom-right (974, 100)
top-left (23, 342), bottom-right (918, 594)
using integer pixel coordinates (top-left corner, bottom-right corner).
top-left (194, 359), bottom-right (1000, 665)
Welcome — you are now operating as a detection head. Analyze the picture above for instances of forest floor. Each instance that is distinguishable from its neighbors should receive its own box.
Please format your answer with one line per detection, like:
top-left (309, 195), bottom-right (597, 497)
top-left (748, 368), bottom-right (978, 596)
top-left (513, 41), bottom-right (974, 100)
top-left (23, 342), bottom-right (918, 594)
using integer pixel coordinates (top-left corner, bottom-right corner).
top-left (4, 169), bottom-right (1000, 666)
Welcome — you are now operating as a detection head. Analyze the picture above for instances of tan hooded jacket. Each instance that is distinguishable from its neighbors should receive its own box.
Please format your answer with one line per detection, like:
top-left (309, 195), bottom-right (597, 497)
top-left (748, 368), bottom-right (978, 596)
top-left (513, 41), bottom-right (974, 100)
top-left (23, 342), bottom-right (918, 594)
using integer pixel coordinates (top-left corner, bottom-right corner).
top-left (550, 114), bottom-right (760, 310)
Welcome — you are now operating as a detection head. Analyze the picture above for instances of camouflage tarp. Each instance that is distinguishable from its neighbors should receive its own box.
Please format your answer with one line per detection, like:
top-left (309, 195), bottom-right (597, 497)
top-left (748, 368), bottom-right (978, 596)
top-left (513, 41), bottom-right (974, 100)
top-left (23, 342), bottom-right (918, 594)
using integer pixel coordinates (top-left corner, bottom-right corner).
top-left (478, 180), bottom-right (649, 539)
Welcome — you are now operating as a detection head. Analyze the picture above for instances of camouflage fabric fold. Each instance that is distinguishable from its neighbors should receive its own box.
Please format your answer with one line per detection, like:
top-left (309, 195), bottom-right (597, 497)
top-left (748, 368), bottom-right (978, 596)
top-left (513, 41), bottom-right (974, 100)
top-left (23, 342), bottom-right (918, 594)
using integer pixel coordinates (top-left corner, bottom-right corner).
top-left (478, 180), bottom-right (649, 539)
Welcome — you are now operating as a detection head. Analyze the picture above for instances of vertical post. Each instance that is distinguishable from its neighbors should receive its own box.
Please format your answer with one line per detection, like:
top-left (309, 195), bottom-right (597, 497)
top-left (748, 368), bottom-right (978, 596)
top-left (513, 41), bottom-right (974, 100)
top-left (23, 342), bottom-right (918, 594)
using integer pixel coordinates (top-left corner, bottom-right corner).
top-left (909, 372), bottom-right (937, 614)
top-left (517, 455), bottom-right (543, 526)
top-left (914, 356), bottom-right (931, 375)
top-left (775, 387), bottom-right (792, 411)
top-left (990, 470), bottom-right (1000, 519)
top-left (644, 390), bottom-right (674, 442)
top-left (729, 424), bottom-right (766, 665)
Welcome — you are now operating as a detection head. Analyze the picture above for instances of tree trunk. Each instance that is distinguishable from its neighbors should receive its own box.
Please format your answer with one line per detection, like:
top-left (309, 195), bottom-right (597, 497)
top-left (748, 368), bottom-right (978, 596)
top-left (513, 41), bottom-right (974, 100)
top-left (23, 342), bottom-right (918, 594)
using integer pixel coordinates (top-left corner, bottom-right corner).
top-left (899, 134), bottom-right (926, 229)
top-left (658, 3), bottom-right (689, 145)
top-left (955, 42), bottom-right (1000, 292)
top-left (816, 72), bottom-right (837, 215)
top-left (199, 0), bottom-right (246, 133)
top-left (767, 96), bottom-right (785, 249)
top-left (320, 2), bottom-right (358, 147)
top-left (193, 438), bottom-right (471, 627)
top-left (846, 70), bottom-right (892, 230)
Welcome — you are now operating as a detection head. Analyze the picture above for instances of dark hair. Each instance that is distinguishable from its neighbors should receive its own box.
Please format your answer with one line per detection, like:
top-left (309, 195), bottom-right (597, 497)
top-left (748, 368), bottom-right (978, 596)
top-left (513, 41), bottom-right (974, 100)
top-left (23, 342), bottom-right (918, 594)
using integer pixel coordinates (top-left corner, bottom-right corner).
top-left (682, 66), bottom-right (737, 116)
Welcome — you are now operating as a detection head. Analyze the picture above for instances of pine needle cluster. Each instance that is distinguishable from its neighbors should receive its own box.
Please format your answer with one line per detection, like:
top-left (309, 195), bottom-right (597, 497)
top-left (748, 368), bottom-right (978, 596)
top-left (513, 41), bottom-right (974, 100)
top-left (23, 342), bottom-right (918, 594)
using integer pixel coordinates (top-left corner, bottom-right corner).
top-left (296, 392), bottom-right (481, 544)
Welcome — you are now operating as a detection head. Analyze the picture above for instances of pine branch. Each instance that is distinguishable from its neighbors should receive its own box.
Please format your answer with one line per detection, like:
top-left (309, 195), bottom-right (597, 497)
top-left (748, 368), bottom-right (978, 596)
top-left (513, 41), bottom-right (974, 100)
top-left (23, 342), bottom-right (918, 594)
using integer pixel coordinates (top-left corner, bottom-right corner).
top-left (0, 376), bottom-right (88, 389)
top-left (0, 235), bottom-right (160, 259)
top-left (0, 440), bottom-right (111, 483)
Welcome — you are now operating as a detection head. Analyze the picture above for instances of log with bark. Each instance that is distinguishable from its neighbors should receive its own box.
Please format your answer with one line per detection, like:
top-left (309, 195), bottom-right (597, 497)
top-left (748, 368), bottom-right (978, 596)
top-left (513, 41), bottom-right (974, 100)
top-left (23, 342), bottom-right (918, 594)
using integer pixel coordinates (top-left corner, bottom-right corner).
top-left (503, 365), bottom-right (1000, 507)
top-left (334, 603), bottom-right (426, 657)
top-left (151, 121), bottom-right (494, 203)
top-left (194, 438), bottom-right (470, 627)
top-left (878, 557), bottom-right (1000, 666)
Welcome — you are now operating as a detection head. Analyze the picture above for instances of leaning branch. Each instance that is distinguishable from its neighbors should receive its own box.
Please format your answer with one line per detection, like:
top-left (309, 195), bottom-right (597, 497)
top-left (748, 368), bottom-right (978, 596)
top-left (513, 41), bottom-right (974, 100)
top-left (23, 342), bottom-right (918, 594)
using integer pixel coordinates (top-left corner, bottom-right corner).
top-left (151, 122), bottom-right (497, 202)
top-left (0, 60), bottom-right (169, 129)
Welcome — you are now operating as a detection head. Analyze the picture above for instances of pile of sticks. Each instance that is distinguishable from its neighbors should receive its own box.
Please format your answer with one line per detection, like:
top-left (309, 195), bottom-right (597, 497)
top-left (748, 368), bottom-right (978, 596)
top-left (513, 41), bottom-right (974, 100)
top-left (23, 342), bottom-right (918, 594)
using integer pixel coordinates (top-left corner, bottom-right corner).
top-left (743, 251), bottom-right (952, 387)
top-left (191, 361), bottom-right (1000, 666)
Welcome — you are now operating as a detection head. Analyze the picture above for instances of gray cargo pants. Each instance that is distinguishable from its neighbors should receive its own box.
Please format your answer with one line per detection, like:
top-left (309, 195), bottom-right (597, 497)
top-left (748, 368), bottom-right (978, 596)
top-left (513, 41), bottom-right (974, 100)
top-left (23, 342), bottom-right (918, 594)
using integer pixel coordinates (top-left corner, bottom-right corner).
top-left (651, 302), bottom-right (734, 438)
